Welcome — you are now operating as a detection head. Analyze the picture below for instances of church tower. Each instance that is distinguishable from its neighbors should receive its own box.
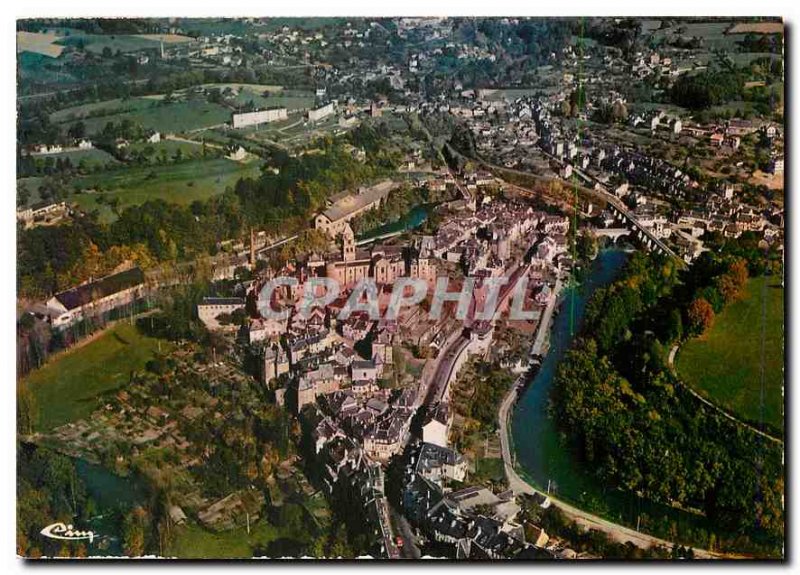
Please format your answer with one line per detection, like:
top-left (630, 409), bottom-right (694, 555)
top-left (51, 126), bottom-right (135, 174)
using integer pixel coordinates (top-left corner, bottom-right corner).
top-left (342, 224), bottom-right (356, 262)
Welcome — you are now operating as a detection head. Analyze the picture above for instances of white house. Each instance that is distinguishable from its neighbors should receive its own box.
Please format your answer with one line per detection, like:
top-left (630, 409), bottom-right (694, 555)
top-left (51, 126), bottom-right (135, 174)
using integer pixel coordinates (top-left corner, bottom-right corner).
top-left (422, 402), bottom-right (451, 447)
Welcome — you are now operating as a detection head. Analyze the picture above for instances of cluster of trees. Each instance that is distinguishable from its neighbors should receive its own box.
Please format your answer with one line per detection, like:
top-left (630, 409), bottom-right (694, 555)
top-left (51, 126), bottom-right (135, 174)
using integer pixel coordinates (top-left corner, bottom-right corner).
top-left (585, 18), bottom-right (642, 58)
top-left (20, 18), bottom-right (161, 36)
top-left (737, 33), bottom-right (783, 54)
top-left (684, 256), bottom-right (749, 336)
top-left (668, 55), bottom-right (782, 117)
top-left (18, 153), bottom-right (116, 181)
top-left (592, 100), bottom-right (629, 125)
top-left (234, 139), bottom-right (387, 226)
top-left (551, 250), bottom-right (783, 556)
top-left (451, 358), bottom-right (515, 435)
top-left (702, 229), bottom-right (783, 277)
top-left (110, 339), bottom-right (300, 546)
top-left (17, 444), bottom-right (93, 558)
top-left (669, 69), bottom-right (745, 110)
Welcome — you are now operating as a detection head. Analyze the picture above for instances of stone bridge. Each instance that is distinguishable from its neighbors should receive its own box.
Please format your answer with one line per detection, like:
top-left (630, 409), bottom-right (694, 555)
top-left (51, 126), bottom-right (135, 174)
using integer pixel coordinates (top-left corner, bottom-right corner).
top-left (594, 227), bottom-right (631, 242)
top-left (605, 200), bottom-right (680, 260)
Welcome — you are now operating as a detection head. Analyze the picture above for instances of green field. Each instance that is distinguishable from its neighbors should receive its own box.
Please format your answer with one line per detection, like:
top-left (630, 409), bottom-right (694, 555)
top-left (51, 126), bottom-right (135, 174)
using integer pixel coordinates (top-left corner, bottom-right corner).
top-left (647, 20), bottom-right (740, 52)
top-left (166, 501), bottom-right (325, 559)
top-left (51, 97), bottom-right (156, 124)
top-left (71, 157), bottom-right (262, 222)
top-left (127, 139), bottom-right (206, 157)
top-left (199, 82), bottom-right (283, 92)
top-left (17, 176), bottom-right (52, 207)
top-left (229, 88), bottom-right (315, 111)
top-left (63, 98), bottom-right (232, 136)
top-left (677, 276), bottom-right (784, 434)
top-left (25, 323), bottom-right (169, 431)
top-left (166, 521), bottom-right (285, 559)
top-left (37, 147), bottom-right (120, 168)
top-left (56, 32), bottom-right (163, 54)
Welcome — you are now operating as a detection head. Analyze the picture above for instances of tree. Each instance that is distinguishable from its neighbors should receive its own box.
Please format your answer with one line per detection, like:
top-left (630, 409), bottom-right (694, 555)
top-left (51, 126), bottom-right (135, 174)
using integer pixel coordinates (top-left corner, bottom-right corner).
top-left (687, 297), bottom-right (715, 336)
top-left (68, 121), bottom-right (86, 140)
top-left (122, 507), bottom-right (148, 556)
top-left (612, 100), bottom-right (628, 122)
top-left (715, 258), bottom-right (749, 304)
top-left (729, 258), bottom-right (749, 288)
top-left (328, 524), bottom-right (352, 558)
top-left (663, 308), bottom-right (684, 343)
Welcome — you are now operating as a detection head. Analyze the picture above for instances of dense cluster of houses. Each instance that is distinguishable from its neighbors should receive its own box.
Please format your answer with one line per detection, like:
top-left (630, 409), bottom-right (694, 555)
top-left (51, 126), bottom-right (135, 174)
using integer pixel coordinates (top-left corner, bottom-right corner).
top-left (596, 147), bottom-right (696, 200)
top-left (400, 441), bottom-right (563, 559)
top-left (430, 200), bottom-right (571, 275)
top-left (459, 88), bottom-right (784, 265)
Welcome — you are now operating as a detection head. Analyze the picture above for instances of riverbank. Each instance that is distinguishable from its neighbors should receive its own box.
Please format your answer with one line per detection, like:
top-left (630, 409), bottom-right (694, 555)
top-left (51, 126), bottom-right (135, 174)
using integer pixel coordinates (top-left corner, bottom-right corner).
top-left (500, 250), bottom-right (733, 557)
top-left (498, 370), bottom-right (726, 556)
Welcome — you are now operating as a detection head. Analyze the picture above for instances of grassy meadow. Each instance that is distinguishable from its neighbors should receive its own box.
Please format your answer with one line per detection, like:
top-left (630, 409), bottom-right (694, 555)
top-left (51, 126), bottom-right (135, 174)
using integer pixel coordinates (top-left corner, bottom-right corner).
top-left (677, 276), bottom-right (784, 434)
top-left (24, 322), bottom-right (169, 431)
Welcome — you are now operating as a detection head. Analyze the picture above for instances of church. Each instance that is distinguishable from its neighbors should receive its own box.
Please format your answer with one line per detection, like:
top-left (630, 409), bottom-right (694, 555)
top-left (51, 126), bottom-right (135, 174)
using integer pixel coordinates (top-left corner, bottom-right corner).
top-left (320, 223), bottom-right (435, 288)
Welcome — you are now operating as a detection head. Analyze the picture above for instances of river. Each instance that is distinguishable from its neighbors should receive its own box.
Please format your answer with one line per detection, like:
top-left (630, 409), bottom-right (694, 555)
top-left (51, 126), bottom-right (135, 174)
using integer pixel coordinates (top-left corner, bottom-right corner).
top-left (75, 459), bottom-right (150, 556)
top-left (511, 249), bottom-right (712, 541)
top-left (357, 204), bottom-right (429, 240)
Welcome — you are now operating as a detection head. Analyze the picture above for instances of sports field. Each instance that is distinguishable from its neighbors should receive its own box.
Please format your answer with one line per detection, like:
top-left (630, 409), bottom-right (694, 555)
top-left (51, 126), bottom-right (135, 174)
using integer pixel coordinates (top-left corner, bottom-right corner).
top-left (24, 323), bottom-right (169, 431)
top-left (677, 276), bottom-right (784, 434)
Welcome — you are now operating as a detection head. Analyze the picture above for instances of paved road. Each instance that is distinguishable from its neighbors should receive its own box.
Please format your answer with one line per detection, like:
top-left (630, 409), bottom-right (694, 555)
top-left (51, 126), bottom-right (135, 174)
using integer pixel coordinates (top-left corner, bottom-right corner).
top-left (375, 496), bottom-right (401, 559)
top-left (390, 505), bottom-right (422, 559)
top-left (531, 277), bottom-right (563, 356)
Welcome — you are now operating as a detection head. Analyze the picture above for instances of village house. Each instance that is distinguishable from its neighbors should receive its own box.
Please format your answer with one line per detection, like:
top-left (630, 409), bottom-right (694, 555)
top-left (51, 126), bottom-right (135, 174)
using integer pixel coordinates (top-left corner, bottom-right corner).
top-left (363, 408), bottom-right (413, 461)
top-left (414, 442), bottom-right (468, 485)
top-left (16, 201), bottom-right (68, 229)
top-left (262, 344), bottom-right (290, 383)
top-left (296, 363), bottom-right (343, 412)
top-left (250, 303), bottom-right (288, 333)
top-left (422, 402), bottom-right (452, 447)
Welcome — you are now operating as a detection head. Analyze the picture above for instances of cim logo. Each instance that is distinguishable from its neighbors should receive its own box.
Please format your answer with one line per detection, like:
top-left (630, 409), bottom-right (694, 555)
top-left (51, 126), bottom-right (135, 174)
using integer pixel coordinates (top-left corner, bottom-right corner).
top-left (40, 522), bottom-right (95, 544)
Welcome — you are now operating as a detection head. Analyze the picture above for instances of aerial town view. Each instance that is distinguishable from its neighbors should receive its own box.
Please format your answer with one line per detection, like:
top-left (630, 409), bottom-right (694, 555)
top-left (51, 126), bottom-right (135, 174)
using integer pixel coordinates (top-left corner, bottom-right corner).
top-left (15, 16), bottom-right (784, 560)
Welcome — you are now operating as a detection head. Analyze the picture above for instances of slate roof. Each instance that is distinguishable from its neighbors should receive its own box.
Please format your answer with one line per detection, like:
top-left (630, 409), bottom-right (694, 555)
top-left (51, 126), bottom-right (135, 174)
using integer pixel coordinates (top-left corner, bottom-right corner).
top-left (53, 267), bottom-right (144, 311)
